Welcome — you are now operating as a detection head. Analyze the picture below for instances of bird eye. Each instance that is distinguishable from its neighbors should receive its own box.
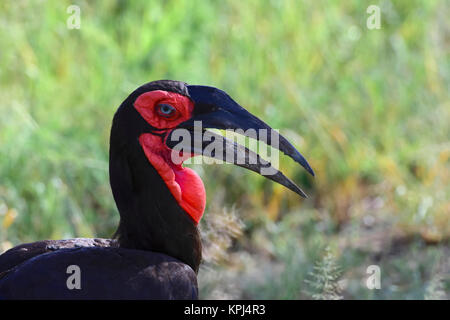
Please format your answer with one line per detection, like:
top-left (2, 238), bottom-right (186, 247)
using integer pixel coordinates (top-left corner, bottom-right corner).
top-left (156, 104), bottom-right (177, 118)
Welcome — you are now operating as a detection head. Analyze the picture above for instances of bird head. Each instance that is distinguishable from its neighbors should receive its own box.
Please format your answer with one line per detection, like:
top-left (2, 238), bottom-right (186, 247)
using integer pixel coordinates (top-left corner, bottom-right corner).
top-left (111, 80), bottom-right (314, 225)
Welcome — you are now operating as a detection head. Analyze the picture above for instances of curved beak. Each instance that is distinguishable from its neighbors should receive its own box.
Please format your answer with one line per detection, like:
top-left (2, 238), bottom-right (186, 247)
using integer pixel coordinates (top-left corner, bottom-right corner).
top-left (166, 85), bottom-right (314, 198)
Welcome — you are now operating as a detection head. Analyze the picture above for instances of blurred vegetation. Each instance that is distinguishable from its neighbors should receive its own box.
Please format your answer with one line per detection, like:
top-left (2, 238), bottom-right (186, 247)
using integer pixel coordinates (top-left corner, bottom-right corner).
top-left (0, 0), bottom-right (448, 299)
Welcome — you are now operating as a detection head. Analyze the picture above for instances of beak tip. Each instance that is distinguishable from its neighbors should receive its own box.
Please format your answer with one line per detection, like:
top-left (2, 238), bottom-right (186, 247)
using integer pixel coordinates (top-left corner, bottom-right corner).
top-left (297, 156), bottom-right (315, 177)
top-left (293, 185), bottom-right (308, 198)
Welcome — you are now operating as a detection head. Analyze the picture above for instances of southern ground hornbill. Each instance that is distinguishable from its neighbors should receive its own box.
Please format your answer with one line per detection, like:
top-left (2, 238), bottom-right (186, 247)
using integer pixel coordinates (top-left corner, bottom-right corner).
top-left (0, 80), bottom-right (314, 299)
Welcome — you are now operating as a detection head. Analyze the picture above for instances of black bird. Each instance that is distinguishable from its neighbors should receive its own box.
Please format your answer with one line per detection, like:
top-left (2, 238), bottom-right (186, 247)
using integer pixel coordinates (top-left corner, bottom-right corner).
top-left (0, 80), bottom-right (314, 299)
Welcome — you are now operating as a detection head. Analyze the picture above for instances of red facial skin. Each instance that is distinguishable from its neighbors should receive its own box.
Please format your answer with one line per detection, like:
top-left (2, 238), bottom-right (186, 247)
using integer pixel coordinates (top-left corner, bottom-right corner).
top-left (134, 90), bottom-right (206, 224)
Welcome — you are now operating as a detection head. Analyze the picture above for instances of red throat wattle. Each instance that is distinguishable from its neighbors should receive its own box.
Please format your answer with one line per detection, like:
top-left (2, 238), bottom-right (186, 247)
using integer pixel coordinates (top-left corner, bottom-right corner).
top-left (139, 134), bottom-right (206, 224)
top-left (134, 91), bottom-right (206, 224)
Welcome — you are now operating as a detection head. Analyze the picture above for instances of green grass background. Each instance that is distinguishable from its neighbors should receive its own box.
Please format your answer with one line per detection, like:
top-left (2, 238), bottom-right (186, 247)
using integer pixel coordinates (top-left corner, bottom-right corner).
top-left (0, 0), bottom-right (448, 299)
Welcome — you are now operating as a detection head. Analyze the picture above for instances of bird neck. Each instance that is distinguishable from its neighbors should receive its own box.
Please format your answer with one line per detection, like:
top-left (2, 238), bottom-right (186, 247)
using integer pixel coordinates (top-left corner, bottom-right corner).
top-left (109, 137), bottom-right (202, 273)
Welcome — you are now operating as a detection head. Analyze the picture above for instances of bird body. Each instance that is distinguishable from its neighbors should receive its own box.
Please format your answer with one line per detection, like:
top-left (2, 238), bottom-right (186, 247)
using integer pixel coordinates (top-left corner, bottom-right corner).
top-left (0, 80), bottom-right (313, 299)
top-left (0, 239), bottom-right (196, 299)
